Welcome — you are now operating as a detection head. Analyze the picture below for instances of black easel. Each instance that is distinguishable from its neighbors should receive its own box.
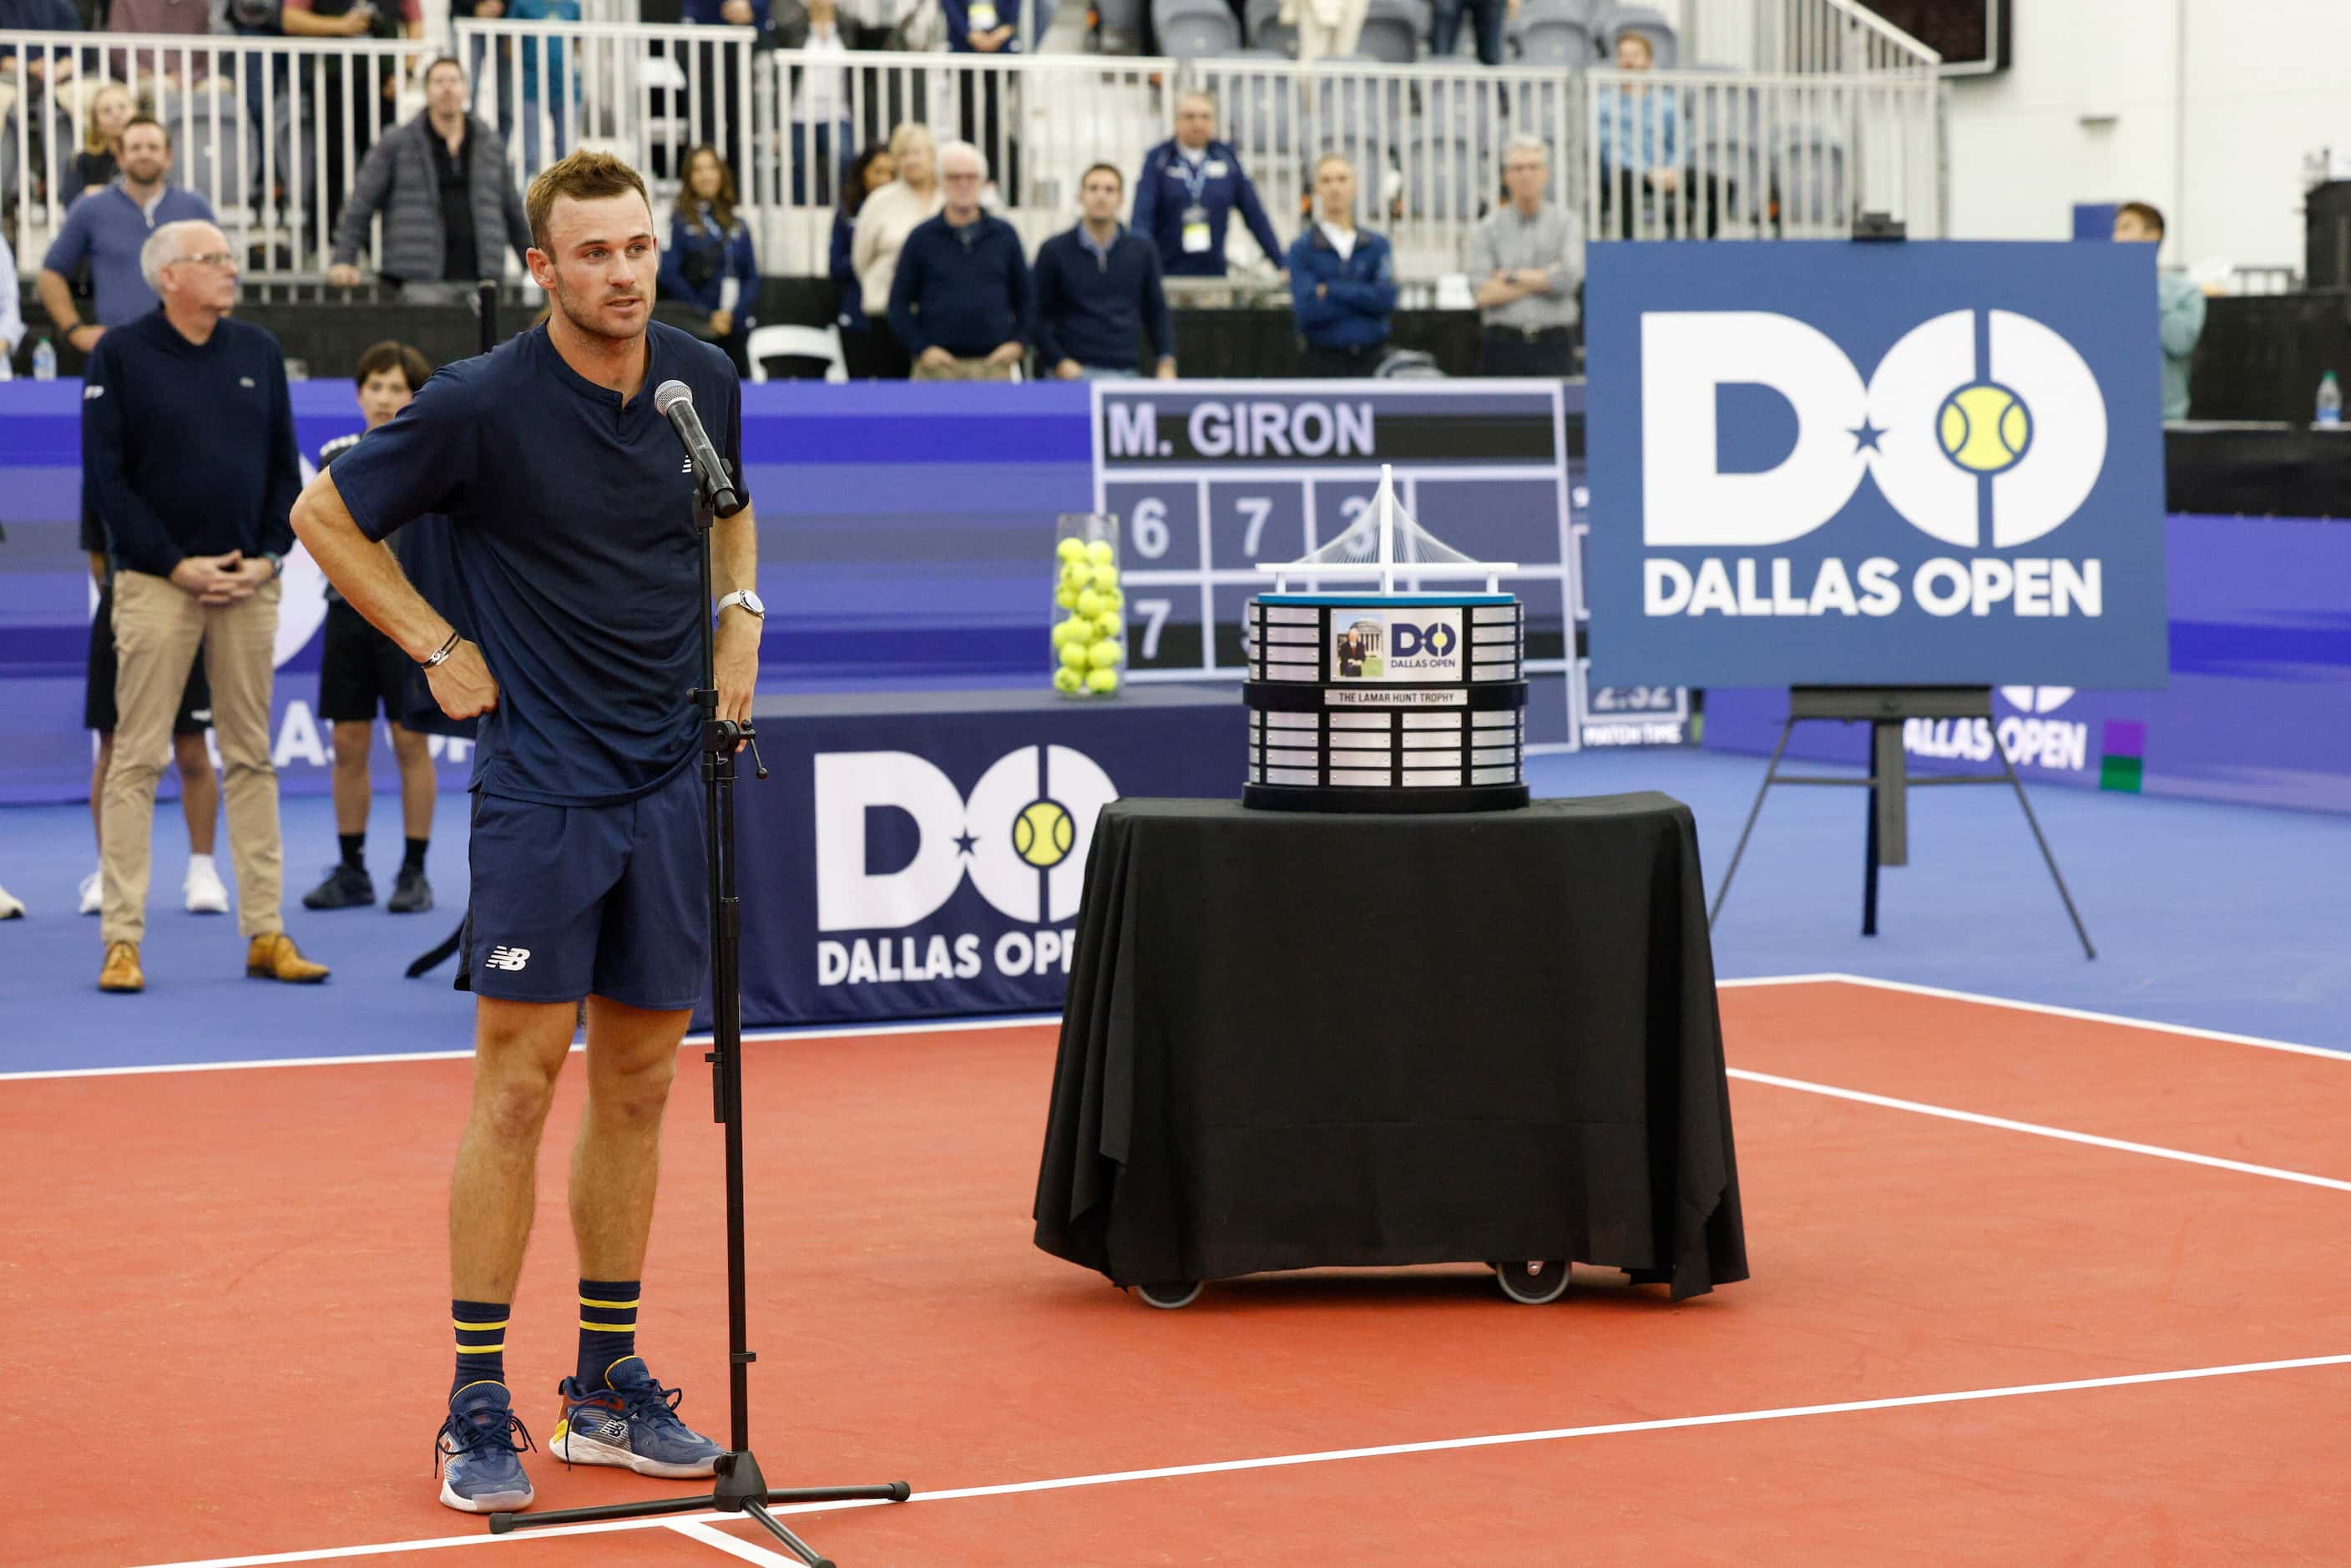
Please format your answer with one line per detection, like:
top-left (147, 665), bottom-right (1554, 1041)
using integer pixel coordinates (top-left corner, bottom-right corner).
top-left (487, 448), bottom-right (911, 1560)
top-left (1706, 685), bottom-right (2096, 959)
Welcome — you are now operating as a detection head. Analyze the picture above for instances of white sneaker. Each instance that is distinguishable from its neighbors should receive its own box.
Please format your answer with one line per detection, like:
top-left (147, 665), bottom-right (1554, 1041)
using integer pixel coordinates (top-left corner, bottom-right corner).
top-left (78, 869), bottom-right (103, 916)
top-left (184, 857), bottom-right (230, 915)
top-left (0, 883), bottom-right (23, 919)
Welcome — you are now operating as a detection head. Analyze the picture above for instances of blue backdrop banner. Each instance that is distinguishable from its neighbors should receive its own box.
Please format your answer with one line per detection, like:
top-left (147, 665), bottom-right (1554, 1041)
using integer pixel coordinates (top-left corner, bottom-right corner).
top-left (714, 687), bottom-right (1243, 1027)
top-left (1584, 240), bottom-right (2169, 689)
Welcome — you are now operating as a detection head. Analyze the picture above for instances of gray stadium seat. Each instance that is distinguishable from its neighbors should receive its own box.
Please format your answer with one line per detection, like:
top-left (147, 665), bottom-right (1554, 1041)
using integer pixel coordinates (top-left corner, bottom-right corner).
top-left (1514, 17), bottom-right (1592, 66)
top-left (1598, 3), bottom-right (1677, 66)
top-left (1405, 132), bottom-right (1483, 224)
top-left (1154, 0), bottom-right (1243, 58)
top-left (1216, 63), bottom-right (1297, 157)
top-left (1355, 0), bottom-right (1423, 63)
top-left (173, 104), bottom-right (260, 214)
top-left (1776, 128), bottom-right (1848, 231)
top-left (1244, 0), bottom-right (1298, 56)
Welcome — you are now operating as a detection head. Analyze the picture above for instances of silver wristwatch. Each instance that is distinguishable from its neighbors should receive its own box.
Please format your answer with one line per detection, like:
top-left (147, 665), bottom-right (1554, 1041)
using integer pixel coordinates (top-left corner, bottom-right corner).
top-left (716, 589), bottom-right (766, 620)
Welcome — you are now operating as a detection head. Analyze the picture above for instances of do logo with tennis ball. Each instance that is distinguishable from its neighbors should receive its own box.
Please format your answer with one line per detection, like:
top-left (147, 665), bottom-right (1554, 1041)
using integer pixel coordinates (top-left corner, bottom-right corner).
top-left (1938, 382), bottom-right (2030, 474)
top-left (1640, 306), bottom-right (2106, 551)
top-left (1012, 800), bottom-right (1077, 868)
top-left (815, 745), bottom-right (1118, 931)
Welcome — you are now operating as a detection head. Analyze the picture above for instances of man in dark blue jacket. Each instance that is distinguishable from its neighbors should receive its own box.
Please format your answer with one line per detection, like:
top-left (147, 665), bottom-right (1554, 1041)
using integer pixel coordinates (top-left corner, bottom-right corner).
top-left (1287, 152), bottom-right (1397, 377)
top-left (1034, 164), bottom-right (1176, 381)
top-left (888, 139), bottom-right (1033, 381)
top-left (1134, 91), bottom-right (1287, 280)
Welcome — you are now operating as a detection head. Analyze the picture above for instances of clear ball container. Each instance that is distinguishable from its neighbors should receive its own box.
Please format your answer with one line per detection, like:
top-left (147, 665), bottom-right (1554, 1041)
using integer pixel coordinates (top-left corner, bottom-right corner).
top-left (1049, 512), bottom-right (1125, 699)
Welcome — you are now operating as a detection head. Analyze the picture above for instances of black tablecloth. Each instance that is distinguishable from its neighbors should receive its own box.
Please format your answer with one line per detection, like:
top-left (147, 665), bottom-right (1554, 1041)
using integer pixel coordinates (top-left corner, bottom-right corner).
top-left (2166, 423), bottom-right (2351, 520)
top-left (1032, 794), bottom-right (1747, 1302)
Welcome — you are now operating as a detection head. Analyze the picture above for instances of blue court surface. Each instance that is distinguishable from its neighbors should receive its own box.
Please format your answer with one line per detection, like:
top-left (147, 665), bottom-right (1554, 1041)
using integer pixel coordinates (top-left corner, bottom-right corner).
top-left (3, 744), bottom-right (2344, 1076)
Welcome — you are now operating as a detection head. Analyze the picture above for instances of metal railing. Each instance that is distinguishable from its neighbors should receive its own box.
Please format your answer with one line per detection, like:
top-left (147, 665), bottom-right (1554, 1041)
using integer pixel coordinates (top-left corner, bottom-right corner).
top-left (3, 31), bottom-right (449, 277)
top-left (7, 26), bottom-right (1940, 286)
top-left (1683, 0), bottom-right (1940, 76)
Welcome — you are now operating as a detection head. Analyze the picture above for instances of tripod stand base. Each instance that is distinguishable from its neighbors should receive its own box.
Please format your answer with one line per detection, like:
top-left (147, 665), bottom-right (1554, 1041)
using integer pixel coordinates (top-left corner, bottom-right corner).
top-left (488, 1450), bottom-right (911, 1563)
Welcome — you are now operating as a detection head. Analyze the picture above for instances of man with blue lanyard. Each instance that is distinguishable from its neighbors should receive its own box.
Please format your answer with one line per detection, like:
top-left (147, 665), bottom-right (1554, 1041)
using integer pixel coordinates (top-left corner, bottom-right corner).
top-left (289, 151), bottom-right (760, 1516)
top-left (1133, 92), bottom-right (1287, 281)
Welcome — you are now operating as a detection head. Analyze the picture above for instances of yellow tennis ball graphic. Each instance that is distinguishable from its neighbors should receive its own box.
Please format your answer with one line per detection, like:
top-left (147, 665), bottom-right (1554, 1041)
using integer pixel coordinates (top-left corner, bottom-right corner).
top-left (1938, 383), bottom-right (2031, 474)
top-left (1012, 800), bottom-right (1075, 867)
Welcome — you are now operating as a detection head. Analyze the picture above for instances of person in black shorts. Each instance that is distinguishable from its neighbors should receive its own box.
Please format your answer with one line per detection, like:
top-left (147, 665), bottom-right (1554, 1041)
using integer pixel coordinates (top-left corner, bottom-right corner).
top-left (302, 341), bottom-right (441, 914)
top-left (291, 151), bottom-right (760, 1515)
top-left (82, 497), bottom-right (225, 918)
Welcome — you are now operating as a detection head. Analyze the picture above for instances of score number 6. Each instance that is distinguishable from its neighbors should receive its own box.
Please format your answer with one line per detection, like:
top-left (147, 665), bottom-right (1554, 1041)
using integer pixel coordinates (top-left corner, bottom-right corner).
top-left (1130, 497), bottom-right (1170, 560)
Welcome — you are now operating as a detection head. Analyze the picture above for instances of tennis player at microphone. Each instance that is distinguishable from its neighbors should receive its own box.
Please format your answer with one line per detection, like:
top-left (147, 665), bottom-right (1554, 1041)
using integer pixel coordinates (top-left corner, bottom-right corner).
top-left (289, 151), bottom-right (758, 1515)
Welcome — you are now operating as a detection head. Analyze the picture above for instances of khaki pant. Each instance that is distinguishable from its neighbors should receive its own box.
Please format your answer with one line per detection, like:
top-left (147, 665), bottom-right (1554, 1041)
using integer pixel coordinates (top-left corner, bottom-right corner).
top-left (102, 570), bottom-right (284, 946)
top-left (911, 355), bottom-right (1017, 382)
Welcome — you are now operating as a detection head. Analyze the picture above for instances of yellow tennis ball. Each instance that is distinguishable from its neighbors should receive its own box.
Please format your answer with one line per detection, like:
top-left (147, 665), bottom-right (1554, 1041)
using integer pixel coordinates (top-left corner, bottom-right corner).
top-left (1938, 382), bottom-right (2030, 474)
top-left (1100, 584), bottom-right (1124, 610)
top-left (1087, 640), bottom-right (1123, 669)
top-left (1095, 613), bottom-right (1124, 640)
top-left (1056, 538), bottom-right (1087, 563)
top-left (1012, 799), bottom-right (1076, 866)
top-left (1053, 665), bottom-right (1083, 694)
top-left (1050, 618), bottom-right (1079, 645)
top-left (1077, 589), bottom-right (1105, 618)
top-left (1059, 640), bottom-right (1090, 670)
top-left (1060, 563), bottom-right (1088, 592)
top-left (1084, 540), bottom-right (1115, 565)
top-left (1086, 667), bottom-right (1120, 694)
top-left (1090, 564), bottom-right (1119, 591)
top-left (1054, 589), bottom-right (1079, 610)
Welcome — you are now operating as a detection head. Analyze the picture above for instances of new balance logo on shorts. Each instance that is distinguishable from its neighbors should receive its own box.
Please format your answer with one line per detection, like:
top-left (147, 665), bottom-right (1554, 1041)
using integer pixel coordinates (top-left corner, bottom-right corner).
top-left (484, 946), bottom-right (532, 971)
top-left (681, 458), bottom-right (695, 473)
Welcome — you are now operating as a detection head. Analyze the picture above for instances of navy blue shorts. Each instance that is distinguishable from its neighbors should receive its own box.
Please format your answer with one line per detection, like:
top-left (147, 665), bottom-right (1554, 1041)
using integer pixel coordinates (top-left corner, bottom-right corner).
top-left (467, 763), bottom-right (710, 1011)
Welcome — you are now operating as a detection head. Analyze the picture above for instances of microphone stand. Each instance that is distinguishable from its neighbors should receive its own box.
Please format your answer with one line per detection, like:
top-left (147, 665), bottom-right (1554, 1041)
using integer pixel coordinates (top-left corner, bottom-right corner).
top-left (489, 464), bottom-right (911, 1562)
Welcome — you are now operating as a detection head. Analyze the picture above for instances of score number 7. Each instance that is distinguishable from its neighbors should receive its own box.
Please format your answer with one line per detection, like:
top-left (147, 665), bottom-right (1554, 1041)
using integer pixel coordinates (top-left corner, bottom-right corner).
top-left (1129, 597), bottom-right (1173, 660)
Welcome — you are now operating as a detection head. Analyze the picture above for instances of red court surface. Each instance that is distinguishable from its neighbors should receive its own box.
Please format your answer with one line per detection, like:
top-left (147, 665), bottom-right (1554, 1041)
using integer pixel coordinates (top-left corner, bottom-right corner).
top-left (7, 977), bottom-right (2347, 1566)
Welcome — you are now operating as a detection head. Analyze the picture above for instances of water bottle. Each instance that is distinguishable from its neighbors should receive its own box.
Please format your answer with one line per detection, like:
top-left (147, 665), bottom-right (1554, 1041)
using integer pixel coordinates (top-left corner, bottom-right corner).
top-left (2319, 371), bottom-right (2343, 429)
top-left (31, 336), bottom-right (58, 382)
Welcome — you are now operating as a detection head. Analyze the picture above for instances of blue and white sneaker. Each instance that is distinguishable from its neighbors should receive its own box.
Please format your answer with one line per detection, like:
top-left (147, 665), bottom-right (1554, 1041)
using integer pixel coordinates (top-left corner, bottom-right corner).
top-left (435, 1381), bottom-right (536, 1514)
top-left (552, 1357), bottom-right (724, 1479)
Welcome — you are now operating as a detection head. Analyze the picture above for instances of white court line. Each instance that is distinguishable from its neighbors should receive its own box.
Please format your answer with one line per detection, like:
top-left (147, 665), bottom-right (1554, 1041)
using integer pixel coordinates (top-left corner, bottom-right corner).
top-left (665, 1520), bottom-right (807, 1565)
top-left (130, 1353), bottom-right (2351, 1568)
top-left (1727, 1067), bottom-right (2351, 1193)
top-left (0, 1013), bottom-right (1062, 1083)
top-left (1722, 972), bottom-right (2350, 1062)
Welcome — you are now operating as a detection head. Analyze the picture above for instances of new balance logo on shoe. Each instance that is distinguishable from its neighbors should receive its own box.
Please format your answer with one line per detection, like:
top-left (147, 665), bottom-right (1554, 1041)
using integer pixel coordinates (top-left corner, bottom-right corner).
top-left (681, 458), bottom-right (695, 473)
top-left (484, 946), bottom-right (532, 971)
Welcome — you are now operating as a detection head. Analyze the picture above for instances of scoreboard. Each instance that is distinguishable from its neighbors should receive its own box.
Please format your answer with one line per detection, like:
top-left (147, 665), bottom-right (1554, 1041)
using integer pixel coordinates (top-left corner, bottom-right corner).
top-left (1091, 381), bottom-right (1590, 749)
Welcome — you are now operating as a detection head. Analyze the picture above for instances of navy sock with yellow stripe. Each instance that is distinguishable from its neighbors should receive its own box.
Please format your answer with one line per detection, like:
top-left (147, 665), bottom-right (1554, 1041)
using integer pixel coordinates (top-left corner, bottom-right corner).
top-left (577, 1280), bottom-right (640, 1388)
top-left (453, 1300), bottom-right (509, 1396)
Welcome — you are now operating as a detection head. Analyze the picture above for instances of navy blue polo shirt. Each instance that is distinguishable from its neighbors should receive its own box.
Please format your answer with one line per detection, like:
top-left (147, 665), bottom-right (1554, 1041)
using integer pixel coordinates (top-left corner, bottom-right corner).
top-left (326, 321), bottom-right (746, 807)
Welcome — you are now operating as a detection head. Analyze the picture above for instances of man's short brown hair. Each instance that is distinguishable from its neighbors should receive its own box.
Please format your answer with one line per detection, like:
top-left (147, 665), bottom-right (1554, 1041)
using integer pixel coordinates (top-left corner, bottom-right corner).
top-left (121, 113), bottom-right (171, 148)
top-left (355, 340), bottom-right (432, 392)
top-left (1081, 162), bottom-right (1124, 192)
top-left (2116, 200), bottom-right (2166, 238)
top-left (525, 151), bottom-right (653, 254)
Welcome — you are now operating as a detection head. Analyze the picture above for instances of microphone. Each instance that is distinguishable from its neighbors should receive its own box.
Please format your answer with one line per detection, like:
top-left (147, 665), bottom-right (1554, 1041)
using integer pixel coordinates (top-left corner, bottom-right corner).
top-left (653, 380), bottom-right (746, 518)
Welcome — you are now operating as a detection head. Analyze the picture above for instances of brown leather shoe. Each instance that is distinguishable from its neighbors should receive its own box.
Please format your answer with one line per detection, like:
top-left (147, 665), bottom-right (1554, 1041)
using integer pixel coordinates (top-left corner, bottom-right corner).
top-left (246, 932), bottom-right (330, 984)
top-left (99, 941), bottom-right (144, 993)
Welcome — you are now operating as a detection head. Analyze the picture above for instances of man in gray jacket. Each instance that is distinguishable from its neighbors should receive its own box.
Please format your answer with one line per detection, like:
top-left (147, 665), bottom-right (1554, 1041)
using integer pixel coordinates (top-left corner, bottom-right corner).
top-left (328, 57), bottom-right (533, 301)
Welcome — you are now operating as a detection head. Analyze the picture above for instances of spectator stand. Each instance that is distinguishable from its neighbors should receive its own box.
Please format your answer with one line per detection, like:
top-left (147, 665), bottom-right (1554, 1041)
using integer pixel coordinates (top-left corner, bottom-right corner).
top-left (8, 0), bottom-right (1940, 301)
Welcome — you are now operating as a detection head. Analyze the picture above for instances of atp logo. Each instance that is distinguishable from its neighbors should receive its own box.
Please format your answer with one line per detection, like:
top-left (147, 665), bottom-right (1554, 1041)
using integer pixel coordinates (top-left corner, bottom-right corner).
top-left (1641, 309), bottom-right (2109, 551)
top-left (814, 746), bottom-right (1118, 931)
top-left (483, 946), bottom-right (532, 971)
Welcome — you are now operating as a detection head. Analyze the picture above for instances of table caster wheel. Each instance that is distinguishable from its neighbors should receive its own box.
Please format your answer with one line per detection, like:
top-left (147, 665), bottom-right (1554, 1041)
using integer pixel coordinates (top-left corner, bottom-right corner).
top-left (1136, 1280), bottom-right (1202, 1309)
top-left (1493, 1260), bottom-right (1570, 1304)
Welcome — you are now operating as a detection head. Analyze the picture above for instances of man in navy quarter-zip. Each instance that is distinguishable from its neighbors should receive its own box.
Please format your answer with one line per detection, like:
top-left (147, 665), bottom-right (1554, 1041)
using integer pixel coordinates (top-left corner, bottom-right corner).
top-left (1287, 152), bottom-right (1397, 378)
top-left (83, 220), bottom-right (326, 995)
top-left (1034, 164), bottom-right (1176, 381)
top-left (1133, 92), bottom-right (1287, 281)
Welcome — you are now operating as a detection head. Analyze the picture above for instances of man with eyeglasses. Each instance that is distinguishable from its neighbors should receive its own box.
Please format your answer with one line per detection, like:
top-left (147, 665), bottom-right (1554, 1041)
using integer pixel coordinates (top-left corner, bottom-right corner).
top-left (1464, 135), bottom-right (1582, 379)
top-left (83, 219), bottom-right (329, 994)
